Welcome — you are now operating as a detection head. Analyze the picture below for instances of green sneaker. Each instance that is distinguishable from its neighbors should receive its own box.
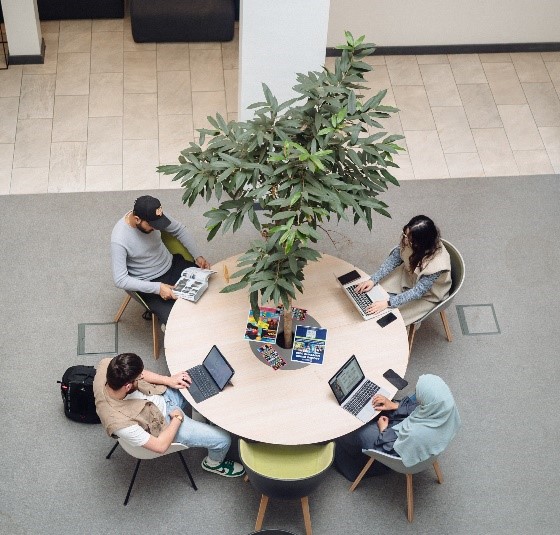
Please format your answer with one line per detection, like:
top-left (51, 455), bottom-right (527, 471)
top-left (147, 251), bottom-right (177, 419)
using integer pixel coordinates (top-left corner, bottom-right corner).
top-left (202, 457), bottom-right (245, 478)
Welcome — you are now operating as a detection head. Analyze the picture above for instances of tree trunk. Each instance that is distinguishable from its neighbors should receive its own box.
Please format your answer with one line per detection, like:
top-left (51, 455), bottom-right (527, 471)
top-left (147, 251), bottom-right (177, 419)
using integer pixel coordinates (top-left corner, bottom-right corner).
top-left (283, 298), bottom-right (293, 348)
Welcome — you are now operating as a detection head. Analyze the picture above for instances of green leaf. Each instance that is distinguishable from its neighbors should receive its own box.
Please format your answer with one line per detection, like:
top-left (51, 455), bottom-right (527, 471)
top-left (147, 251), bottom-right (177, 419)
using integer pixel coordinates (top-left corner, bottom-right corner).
top-left (270, 210), bottom-right (298, 221)
top-left (249, 280), bottom-right (275, 293)
top-left (220, 280), bottom-right (249, 293)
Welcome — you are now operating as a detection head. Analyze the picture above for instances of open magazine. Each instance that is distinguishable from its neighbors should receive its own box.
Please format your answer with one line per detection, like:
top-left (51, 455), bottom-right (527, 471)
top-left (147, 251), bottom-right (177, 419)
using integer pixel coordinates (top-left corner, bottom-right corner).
top-left (172, 267), bottom-right (216, 302)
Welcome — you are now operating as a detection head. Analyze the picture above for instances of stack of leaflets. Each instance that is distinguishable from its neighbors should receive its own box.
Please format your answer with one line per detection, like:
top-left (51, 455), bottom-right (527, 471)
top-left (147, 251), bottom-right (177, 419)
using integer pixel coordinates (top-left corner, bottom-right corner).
top-left (291, 325), bottom-right (327, 365)
top-left (244, 307), bottom-right (280, 343)
top-left (173, 267), bottom-right (216, 302)
top-left (257, 343), bottom-right (287, 370)
top-left (275, 304), bottom-right (308, 321)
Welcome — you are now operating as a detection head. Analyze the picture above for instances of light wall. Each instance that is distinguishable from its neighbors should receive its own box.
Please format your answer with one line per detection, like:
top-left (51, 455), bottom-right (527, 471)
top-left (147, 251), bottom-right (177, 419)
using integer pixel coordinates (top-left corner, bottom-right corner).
top-left (239, 0), bottom-right (329, 119)
top-left (328, 0), bottom-right (560, 47)
top-left (2, 0), bottom-right (42, 56)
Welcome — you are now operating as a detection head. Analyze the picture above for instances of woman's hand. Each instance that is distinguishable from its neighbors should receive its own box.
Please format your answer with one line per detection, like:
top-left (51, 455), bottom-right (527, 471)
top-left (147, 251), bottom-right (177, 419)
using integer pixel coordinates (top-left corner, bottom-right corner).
top-left (355, 279), bottom-right (374, 293)
top-left (377, 415), bottom-right (389, 432)
top-left (372, 395), bottom-right (399, 412)
top-left (365, 300), bottom-right (388, 315)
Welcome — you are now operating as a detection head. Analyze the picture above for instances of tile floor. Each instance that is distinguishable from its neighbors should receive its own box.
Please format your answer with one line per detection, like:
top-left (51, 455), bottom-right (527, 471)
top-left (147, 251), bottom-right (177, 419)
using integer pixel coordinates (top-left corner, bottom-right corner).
top-left (1, 18), bottom-right (559, 195)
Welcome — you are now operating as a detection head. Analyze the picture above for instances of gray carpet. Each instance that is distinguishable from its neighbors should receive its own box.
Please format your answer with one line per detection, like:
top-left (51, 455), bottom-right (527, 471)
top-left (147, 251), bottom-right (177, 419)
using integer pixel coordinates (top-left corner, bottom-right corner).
top-left (1, 174), bottom-right (559, 535)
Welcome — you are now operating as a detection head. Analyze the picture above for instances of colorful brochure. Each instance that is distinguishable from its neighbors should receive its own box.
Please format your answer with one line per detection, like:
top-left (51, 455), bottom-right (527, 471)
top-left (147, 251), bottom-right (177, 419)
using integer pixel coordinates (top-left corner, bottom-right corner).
top-left (275, 304), bottom-right (308, 321)
top-left (291, 325), bottom-right (327, 365)
top-left (257, 343), bottom-right (287, 370)
top-left (244, 307), bottom-right (281, 344)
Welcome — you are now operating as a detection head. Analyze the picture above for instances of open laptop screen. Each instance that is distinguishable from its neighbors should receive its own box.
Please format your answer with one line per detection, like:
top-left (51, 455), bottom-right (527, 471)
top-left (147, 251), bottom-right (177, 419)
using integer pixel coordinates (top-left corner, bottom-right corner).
top-left (328, 355), bottom-right (365, 404)
top-left (203, 345), bottom-right (234, 390)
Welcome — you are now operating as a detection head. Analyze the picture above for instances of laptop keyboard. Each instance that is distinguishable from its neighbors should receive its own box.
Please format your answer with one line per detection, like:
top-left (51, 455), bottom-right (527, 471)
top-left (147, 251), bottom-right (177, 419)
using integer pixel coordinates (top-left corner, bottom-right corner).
top-left (188, 366), bottom-right (218, 397)
top-left (344, 380), bottom-right (380, 416)
top-left (346, 284), bottom-right (374, 315)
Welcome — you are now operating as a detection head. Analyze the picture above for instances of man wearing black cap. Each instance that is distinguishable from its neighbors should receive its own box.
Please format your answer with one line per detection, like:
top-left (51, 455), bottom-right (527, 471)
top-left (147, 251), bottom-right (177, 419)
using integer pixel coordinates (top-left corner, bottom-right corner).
top-left (111, 195), bottom-right (210, 325)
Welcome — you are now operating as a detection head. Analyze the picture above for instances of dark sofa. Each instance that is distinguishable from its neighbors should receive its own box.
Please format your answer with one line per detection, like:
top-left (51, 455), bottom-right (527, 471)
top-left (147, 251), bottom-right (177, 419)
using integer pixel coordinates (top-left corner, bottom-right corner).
top-left (130, 0), bottom-right (236, 43)
top-left (0, 0), bottom-right (124, 23)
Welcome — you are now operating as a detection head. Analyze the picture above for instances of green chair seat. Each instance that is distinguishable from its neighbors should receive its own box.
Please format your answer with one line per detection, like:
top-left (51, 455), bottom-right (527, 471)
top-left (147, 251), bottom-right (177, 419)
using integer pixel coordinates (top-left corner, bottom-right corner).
top-left (240, 441), bottom-right (334, 480)
top-left (239, 439), bottom-right (334, 535)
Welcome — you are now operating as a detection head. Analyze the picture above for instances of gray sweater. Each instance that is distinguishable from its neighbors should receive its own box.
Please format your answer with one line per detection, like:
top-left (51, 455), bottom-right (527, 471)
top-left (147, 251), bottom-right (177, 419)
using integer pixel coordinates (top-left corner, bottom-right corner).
top-left (111, 213), bottom-right (200, 294)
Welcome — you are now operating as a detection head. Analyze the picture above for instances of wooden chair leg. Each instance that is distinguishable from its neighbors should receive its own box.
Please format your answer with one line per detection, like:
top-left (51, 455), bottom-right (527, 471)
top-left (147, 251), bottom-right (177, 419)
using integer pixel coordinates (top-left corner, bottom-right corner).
top-left (255, 494), bottom-right (269, 531)
top-left (301, 496), bottom-right (312, 535)
top-left (114, 294), bottom-right (131, 322)
top-left (349, 457), bottom-right (375, 492)
top-left (152, 314), bottom-right (159, 360)
top-left (406, 473), bottom-right (414, 522)
top-left (408, 323), bottom-right (417, 354)
top-left (433, 460), bottom-right (444, 484)
top-left (440, 310), bottom-right (453, 342)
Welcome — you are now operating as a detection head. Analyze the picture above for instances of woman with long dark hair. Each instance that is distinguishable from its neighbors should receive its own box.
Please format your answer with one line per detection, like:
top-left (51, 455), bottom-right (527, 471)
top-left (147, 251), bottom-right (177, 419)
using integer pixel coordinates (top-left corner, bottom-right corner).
top-left (355, 215), bottom-right (451, 325)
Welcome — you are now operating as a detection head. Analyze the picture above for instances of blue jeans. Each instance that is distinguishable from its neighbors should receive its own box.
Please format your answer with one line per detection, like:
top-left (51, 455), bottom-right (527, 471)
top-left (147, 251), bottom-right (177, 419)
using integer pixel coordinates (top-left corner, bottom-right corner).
top-left (163, 387), bottom-right (231, 463)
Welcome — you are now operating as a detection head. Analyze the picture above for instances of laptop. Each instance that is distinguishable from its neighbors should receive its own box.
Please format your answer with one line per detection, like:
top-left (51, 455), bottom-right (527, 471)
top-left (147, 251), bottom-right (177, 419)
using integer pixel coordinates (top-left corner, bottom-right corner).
top-left (335, 270), bottom-right (388, 321)
top-left (328, 355), bottom-right (391, 423)
top-left (186, 345), bottom-right (235, 403)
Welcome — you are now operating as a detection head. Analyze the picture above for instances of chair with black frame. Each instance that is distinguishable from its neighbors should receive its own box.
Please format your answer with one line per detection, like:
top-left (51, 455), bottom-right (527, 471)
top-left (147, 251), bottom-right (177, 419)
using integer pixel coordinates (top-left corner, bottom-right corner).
top-left (408, 239), bottom-right (465, 353)
top-left (113, 231), bottom-right (194, 359)
top-left (105, 438), bottom-right (197, 506)
top-left (239, 439), bottom-right (334, 535)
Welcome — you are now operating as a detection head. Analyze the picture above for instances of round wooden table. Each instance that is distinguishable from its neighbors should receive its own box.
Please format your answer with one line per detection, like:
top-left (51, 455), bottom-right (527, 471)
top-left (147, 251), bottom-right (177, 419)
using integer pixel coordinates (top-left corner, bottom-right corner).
top-left (165, 254), bottom-right (409, 445)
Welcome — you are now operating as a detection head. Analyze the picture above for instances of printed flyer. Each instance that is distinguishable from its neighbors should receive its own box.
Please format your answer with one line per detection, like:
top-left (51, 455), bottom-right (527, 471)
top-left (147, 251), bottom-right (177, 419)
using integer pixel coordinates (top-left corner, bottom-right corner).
top-left (244, 307), bottom-right (280, 344)
top-left (291, 325), bottom-right (327, 365)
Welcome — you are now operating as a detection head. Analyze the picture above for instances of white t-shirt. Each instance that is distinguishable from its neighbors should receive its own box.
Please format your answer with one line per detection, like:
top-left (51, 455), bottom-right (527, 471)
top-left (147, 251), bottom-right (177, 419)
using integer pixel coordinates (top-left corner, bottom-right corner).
top-left (114, 391), bottom-right (167, 447)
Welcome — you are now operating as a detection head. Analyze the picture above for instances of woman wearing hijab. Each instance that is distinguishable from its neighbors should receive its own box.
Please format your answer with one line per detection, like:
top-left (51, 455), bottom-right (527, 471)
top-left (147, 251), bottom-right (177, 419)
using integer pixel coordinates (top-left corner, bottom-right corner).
top-left (334, 374), bottom-right (461, 481)
top-left (355, 215), bottom-right (451, 325)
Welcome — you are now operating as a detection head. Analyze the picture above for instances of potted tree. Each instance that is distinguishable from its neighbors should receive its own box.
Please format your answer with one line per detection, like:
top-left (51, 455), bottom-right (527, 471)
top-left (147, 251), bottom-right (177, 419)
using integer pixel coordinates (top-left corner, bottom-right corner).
top-left (159, 32), bottom-right (404, 347)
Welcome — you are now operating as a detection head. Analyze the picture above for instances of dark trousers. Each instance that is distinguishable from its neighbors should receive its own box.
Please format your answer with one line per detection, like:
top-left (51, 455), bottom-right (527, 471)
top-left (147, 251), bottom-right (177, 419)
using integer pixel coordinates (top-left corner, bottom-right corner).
top-left (137, 254), bottom-right (197, 324)
top-left (334, 424), bottom-right (390, 482)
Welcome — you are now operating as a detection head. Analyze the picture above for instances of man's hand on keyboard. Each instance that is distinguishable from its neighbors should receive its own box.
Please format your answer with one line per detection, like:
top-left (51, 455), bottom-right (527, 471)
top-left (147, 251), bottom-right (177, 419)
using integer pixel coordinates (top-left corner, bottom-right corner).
top-left (355, 279), bottom-right (374, 293)
top-left (372, 394), bottom-right (399, 412)
top-left (168, 371), bottom-right (192, 388)
top-left (365, 300), bottom-right (389, 315)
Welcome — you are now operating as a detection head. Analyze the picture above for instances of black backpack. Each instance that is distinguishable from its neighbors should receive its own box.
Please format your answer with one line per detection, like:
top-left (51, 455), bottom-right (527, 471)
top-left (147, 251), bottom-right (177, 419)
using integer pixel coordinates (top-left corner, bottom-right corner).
top-left (58, 365), bottom-right (101, 424)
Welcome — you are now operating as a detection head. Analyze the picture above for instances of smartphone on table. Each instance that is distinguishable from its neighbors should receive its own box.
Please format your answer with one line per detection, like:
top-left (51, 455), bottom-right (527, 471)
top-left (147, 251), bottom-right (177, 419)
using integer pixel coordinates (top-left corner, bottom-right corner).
top-left (377, 312), bottom-right (397, 327)
top-left (383, 369), bottom-right (409, 390)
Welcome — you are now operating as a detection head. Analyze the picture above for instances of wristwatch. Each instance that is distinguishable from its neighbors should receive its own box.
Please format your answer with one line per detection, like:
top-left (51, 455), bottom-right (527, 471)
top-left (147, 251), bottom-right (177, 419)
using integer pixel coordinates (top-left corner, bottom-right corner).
top-left (173, 413), bottom-right (184, 423)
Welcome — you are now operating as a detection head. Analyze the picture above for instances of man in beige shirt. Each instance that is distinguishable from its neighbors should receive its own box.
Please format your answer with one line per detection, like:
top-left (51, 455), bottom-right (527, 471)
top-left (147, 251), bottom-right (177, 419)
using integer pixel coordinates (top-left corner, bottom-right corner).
top-left (94, 353), bottom-right (244, 478)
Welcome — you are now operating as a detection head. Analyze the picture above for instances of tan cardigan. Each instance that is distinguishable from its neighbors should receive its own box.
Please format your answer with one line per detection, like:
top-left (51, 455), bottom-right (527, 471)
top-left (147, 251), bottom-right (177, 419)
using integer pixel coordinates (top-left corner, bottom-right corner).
top-left (93, 358), bottom-right (168, 438)
top-left (382, 242), bottom-right (452, 304)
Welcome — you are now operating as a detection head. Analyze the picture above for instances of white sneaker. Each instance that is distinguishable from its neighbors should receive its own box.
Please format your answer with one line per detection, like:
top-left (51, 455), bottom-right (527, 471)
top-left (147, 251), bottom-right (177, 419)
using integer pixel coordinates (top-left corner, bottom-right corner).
top-left (201, 457), bottom-right (245, 478)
